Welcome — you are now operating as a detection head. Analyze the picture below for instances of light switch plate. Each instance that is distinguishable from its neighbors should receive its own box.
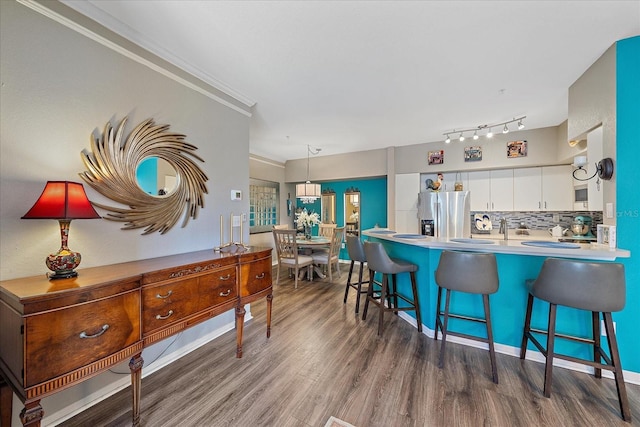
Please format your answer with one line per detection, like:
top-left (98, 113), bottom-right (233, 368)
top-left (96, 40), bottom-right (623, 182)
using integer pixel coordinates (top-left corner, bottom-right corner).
top-left (231, 190), bottom-right (242, 201)
top-left (606, 203), bottom-right (614, 218)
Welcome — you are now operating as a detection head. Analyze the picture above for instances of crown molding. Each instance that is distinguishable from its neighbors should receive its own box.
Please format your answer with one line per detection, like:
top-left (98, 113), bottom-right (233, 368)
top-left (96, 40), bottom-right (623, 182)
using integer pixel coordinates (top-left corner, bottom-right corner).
top-left (20, 0), bottom-right (254, 117)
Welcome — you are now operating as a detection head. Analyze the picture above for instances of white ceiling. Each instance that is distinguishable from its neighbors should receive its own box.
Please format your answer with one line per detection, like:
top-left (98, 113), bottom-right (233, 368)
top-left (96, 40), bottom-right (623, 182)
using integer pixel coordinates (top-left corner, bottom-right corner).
top-left (62, 1), bottom-right (639, 163)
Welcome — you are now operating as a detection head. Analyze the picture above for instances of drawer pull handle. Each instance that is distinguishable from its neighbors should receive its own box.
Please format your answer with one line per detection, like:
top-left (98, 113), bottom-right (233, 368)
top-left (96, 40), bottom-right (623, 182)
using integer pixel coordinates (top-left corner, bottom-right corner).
top-left (219, 289), bottom-right (232, 297)
top-left (255, 272), bottom-right (265, 279)
top-left (156, 310), bottom-right (174, 320)
top-left (219, 274), bottom-right (231, 280)
top-left (156, 290), bottom-right (173, 299)
top-left (79, 324), bottom-right (109, 339)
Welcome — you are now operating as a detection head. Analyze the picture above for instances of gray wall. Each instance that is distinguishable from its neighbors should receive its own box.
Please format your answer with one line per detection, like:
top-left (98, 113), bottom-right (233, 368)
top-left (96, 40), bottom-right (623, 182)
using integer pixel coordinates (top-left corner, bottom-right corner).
top-left (1, 1), bottom-right (250, 425)
top-left (569, 43), bottom-right (617, 224)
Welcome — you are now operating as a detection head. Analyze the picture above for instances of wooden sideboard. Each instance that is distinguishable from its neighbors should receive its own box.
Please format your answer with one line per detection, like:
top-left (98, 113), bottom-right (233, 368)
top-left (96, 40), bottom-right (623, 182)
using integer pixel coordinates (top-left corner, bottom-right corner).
top-left (0, 247), bottom-right (272, 427)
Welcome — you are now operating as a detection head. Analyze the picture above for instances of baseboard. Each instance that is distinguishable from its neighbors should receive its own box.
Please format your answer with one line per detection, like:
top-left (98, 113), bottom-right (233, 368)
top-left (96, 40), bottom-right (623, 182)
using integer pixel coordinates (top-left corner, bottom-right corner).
top-left (396, 311), bottom-right (640, 386)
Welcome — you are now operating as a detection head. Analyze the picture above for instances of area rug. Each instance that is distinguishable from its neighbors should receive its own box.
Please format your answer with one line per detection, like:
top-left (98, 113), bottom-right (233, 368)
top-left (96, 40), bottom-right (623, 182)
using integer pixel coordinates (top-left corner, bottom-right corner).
top-left (324, 416), bottom-right (356, 427)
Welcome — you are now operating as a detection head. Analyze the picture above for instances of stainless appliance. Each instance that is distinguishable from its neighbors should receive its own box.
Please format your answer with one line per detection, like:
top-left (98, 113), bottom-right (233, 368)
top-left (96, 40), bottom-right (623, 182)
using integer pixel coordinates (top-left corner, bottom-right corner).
top-left (418, 191), bottom-right (470, 238)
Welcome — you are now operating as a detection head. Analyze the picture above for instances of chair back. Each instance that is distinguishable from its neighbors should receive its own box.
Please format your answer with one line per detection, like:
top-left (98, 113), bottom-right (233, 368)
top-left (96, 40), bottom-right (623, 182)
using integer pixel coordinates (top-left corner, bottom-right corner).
top-left (346, 235), bottom-right (366, 262)
top-left (272, 229), bottom-right (300, 262)
top-left (319, 223), bottom-right (337, 238)
top-left (328, 227), bottom-right (345, 259)
top-left (364, 241), bottom-right (400, 274)
top-left (532, 258), bottom-right (625, 312)
top-left (273, 224), bottom-right (289, 230)
top-left (435, 251), bottom-right (498, 294)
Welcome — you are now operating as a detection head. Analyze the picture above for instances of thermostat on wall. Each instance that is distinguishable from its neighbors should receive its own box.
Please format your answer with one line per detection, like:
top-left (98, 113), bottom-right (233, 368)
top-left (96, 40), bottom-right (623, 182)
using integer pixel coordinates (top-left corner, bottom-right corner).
top-left (231, 190), bottom-right (242, 201)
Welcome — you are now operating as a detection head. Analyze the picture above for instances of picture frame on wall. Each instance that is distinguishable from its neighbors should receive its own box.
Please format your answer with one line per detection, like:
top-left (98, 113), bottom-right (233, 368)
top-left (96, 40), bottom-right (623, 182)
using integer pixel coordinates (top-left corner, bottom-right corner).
top-left (507, 140), bottom-right (527, 158)
top-left (464, 146), bottom-right (482, 162)
top-left (428, 150), bottom-right (444, 165)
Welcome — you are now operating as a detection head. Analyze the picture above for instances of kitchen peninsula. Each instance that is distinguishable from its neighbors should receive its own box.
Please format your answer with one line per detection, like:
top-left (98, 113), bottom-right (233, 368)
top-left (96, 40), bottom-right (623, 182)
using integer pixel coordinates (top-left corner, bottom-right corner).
top-left (362, 229), bottom-right (635, 378)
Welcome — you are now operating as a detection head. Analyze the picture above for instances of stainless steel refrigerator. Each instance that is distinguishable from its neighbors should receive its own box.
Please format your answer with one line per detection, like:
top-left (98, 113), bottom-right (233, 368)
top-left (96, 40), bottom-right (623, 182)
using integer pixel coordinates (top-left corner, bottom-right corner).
top-left (417, 191), bottom-right (470, 238)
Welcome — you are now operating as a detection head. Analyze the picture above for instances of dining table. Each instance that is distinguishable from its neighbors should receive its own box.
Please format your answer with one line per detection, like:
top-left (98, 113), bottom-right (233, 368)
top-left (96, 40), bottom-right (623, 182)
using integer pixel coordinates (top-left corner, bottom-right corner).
top-left (296, 236), bottom-right (330, 280)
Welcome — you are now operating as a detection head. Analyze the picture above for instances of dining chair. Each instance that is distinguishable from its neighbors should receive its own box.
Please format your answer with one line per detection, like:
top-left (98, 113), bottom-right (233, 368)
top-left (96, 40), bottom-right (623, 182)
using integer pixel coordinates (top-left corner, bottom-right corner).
top-left (318, 223), bottom-right (336, 238)
top-left (272, 228), bottom-right (314, 289)
top-left (311, 226), bottom-right (344, 283)
top-left (273, 224), bottom-right (289, 230)
top-left (313, 223), bottom-right (336, 255)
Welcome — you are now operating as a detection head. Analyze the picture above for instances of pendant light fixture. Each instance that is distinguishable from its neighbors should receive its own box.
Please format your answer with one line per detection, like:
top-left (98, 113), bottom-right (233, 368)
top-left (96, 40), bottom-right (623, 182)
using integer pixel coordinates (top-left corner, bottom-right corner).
top-left (296, 144), bottom-right (321, 204)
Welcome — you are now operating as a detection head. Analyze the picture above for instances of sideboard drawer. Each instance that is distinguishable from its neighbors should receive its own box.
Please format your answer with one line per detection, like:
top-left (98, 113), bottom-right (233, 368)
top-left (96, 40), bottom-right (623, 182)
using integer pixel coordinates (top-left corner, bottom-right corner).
top-left (142, 277), bottom-right (201, 333)
top-left (199, 267), bottom-right (237, 308)
top-left (240, 256), bottom-right (272, 297)
top-left (24, 289), bottom-right (140, 387)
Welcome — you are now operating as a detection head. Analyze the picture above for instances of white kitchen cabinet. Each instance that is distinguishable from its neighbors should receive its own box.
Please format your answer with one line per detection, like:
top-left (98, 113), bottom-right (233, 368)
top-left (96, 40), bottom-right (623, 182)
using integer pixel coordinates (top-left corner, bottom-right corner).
top-left (395, 173), bottom-right (419, 210)
top-left (490, 169), bottom-right (514, 211)
top-left (586, 126), bottom-right (604, 211)
top-left (513, 168), bottom-right (542, 210)
top-left (467, 170), bottom-right (513, 211)
top-left (542, 165), bottom-right (573, 210)
top-left (514, 166), bottom-right (573, 211)
top-left (395, 173), bottom-right (419, 232)
top-left (467, 171), bottom-right (491, 211)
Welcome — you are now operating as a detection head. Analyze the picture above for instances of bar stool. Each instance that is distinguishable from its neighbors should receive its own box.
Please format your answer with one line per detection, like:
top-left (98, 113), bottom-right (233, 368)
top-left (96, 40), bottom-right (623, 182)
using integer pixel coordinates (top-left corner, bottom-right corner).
top-left (343, 235), bottom-right (368, 313)
top-left (520, 258), bottom-right (630, 422)
top-left (434, 250), bottom-right (499, 384)
top-left (362, 241), bottom-right (422, 336)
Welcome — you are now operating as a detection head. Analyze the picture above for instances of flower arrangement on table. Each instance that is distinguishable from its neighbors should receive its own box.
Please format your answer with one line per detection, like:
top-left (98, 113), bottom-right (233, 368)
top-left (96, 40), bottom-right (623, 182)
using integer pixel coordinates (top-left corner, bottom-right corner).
top-left (295, 208), bottom-right (320, 239)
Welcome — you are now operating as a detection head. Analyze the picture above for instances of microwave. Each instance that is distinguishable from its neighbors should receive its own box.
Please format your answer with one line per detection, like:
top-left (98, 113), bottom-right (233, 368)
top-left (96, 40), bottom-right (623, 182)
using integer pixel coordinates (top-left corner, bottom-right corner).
top-left (574, 185), bottom-right (588, 203)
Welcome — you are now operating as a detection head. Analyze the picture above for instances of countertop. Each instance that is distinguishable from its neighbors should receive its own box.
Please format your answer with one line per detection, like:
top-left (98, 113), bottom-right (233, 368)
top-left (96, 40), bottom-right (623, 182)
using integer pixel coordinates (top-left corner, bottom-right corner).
top-left (364, 229), bottom-right (630, 261)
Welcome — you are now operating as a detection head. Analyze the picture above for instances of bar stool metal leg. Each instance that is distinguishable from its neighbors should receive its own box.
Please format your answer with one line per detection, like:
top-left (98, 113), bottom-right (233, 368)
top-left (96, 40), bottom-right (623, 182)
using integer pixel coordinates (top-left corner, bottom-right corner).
top-left (483, 293), bottom-right (498, 384)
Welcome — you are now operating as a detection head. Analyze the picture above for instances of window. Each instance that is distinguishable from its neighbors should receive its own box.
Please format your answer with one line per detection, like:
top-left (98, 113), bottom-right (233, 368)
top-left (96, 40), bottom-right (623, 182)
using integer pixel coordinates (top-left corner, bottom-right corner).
top-left (249, 178), bottom-right (279, 234)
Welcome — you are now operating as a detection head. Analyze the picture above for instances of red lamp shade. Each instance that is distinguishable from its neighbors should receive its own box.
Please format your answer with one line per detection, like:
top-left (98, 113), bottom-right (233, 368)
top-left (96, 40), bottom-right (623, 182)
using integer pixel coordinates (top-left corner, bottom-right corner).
top-left (22, 181), bottom-right (101, 279)
top-left (22, 181), bottom-right (101, 220)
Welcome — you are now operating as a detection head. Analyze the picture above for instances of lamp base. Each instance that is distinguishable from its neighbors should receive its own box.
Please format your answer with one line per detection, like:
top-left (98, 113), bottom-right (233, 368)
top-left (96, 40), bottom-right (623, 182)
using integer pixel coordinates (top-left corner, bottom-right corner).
top-left (47, 270), bottom-right (79, 280)
top-left (46, 247), bottom-right (81, 281)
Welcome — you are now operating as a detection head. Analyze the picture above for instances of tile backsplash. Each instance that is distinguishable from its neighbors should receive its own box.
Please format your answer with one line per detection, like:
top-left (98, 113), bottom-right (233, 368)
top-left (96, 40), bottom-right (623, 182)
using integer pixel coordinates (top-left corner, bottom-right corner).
top-left (472, 211), bottom-right (604, 234)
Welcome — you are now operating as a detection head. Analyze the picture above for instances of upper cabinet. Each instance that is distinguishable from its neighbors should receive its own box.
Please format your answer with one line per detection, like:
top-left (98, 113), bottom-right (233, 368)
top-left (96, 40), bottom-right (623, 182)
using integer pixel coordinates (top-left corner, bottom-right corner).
top-left (467, 170), bottom-right (513, 211)
top-left (586, 126), bottom-right (604, 211)
top-left (395, 173), bottom-right (420, 233)
top-left (513, 166), bottom-right (573, 211)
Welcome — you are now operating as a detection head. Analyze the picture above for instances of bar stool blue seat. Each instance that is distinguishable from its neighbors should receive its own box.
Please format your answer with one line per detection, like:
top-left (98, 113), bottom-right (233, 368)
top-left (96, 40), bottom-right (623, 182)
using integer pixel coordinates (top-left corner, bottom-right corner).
top-left (434, 250), bottom-right (499, 384)
top-left (343, 235), bottom-right (369, 313)
top-left (361, 241), bottom-right (422, 336)
top-left (520, 258), bottom-right (630, 422)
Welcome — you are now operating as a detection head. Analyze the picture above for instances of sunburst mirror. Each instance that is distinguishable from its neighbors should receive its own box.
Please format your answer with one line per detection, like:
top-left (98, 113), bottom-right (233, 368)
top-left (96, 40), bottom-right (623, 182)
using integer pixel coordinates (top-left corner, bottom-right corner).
top-left (79, 117), bottom-right (209, 235)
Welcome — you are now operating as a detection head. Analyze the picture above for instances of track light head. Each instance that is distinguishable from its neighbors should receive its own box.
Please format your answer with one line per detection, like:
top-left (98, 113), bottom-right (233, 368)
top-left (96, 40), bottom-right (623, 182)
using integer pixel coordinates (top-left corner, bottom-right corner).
top-left (503, 124), bottom-right (509, 134)
top-left (486, 128), bottom-right (493, 138)
top-left (445, 134), bottom-right (451, 144)
top-left (473, 131), bottom-right (479, 140)
top-left (518, 119), bottom-right (525, 130)
top-left (459, 132), bottom-right (465, 142)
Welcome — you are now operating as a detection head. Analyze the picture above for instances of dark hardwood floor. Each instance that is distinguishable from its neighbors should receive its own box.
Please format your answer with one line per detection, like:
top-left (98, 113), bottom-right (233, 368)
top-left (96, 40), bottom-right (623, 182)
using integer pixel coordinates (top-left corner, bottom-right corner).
top-left (60, 265), bottom-right (640, 427)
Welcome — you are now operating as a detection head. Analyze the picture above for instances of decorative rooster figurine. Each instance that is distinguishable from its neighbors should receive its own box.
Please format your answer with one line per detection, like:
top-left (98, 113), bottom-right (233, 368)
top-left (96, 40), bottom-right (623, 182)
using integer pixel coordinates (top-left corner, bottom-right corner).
top-left (426, 173), bottom-right (444, 191)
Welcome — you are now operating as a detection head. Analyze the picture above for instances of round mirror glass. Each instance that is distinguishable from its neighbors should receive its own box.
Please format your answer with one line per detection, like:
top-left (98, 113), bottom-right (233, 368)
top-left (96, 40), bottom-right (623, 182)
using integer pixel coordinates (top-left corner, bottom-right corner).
top-left (136, 157), bottom-right (178, 197)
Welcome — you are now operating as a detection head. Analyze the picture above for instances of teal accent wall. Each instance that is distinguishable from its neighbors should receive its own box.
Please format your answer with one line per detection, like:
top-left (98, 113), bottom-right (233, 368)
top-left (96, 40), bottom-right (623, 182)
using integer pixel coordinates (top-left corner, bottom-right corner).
top-left (296, 177), bottom-right (388, 258)
top-left (615, 35), bottom-right (640, 374)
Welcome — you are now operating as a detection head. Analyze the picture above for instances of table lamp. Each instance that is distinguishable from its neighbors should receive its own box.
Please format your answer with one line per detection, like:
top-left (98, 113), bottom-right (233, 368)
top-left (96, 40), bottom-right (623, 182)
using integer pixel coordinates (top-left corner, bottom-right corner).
top-left (22, 181), bottom-right (101, 279)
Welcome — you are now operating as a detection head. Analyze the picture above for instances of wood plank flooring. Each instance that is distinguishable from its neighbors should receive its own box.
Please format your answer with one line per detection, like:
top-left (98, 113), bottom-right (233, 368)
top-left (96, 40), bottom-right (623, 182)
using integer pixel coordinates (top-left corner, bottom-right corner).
top-left (60, 266), bottom-right (640, 426)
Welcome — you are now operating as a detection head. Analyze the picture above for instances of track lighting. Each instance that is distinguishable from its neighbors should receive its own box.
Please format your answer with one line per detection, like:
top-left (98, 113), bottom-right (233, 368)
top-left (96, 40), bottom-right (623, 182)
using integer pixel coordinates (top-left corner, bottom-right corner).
top-left (442, 116), bottom-right (525, 142)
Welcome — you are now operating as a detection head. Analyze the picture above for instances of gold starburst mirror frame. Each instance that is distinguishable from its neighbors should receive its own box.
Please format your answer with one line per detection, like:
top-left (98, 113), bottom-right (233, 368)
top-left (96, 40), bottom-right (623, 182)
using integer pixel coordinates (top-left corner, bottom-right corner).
top-left (79, 117), bottom-right (209, 235)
